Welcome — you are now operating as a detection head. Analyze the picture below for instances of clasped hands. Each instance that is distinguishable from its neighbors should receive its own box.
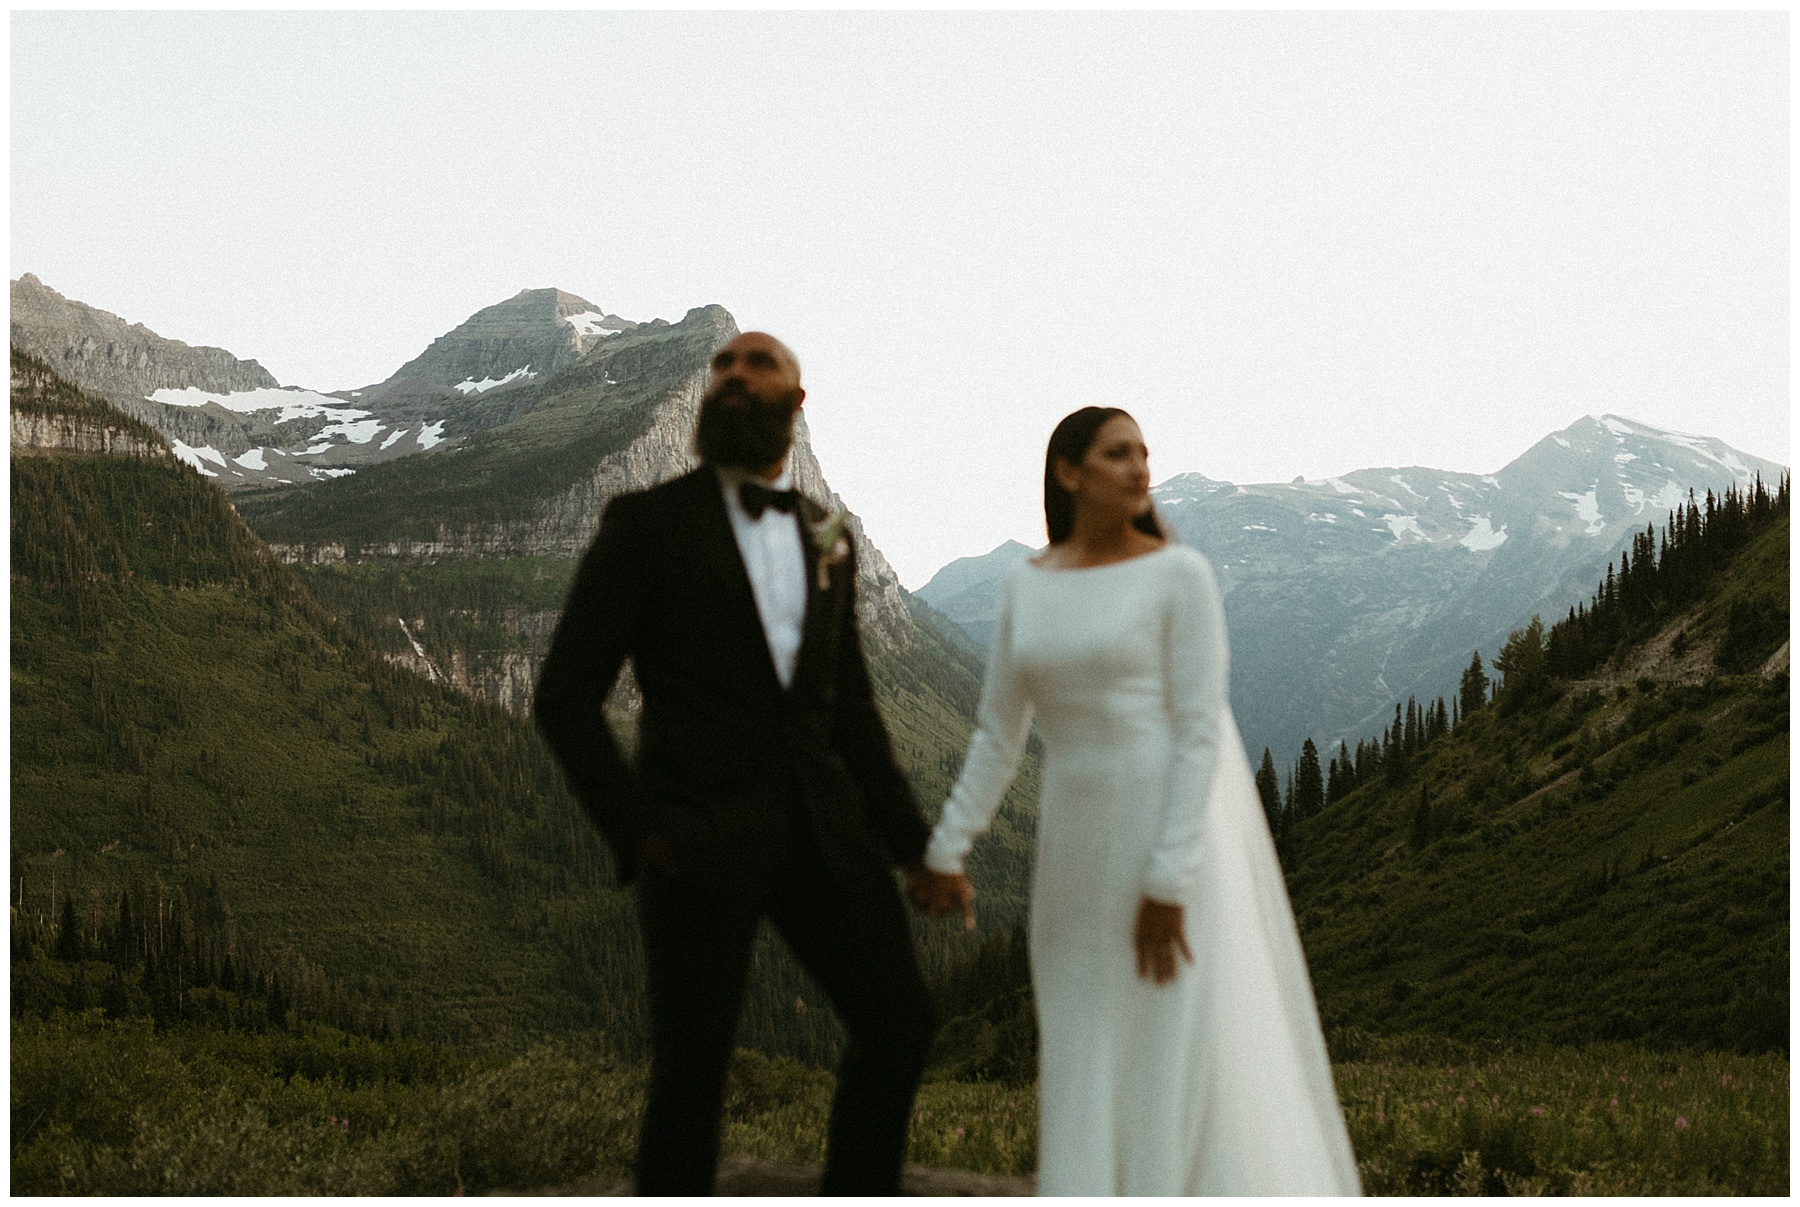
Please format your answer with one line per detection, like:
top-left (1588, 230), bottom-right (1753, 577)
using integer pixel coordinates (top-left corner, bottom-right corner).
top-left (904, 864), bottom-right (976, 930)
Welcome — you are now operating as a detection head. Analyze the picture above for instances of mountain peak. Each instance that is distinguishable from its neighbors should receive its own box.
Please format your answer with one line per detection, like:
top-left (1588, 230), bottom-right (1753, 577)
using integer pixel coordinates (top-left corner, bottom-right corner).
top-left (352, 286), bottom-right (642, 409)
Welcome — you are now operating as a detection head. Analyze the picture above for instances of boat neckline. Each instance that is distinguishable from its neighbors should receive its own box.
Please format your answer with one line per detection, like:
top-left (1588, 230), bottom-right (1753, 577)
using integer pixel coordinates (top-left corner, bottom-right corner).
top-left (1024, 542), bottom-right (1176, 574)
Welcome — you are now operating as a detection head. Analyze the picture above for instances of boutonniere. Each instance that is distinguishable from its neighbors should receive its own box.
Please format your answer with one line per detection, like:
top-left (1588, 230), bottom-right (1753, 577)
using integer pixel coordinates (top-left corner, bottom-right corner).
top-left (810, 509), bottom-right (852, 591)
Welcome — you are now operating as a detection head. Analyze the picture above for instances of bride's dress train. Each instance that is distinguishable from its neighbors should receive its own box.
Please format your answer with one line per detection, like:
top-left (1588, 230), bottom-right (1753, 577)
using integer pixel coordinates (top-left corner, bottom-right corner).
top-left (925, 545), bottom-right (1360, 1195)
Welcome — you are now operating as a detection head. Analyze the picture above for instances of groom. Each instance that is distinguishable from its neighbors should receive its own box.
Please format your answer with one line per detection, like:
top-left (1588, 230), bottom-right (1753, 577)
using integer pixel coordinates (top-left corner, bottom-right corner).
top-left (534, 331), bottom-right (958, 1195)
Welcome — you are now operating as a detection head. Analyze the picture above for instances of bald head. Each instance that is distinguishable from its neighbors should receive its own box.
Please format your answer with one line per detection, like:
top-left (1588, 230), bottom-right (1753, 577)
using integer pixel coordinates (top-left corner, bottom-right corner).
top-left (708, 331), bottom-right (803, 402)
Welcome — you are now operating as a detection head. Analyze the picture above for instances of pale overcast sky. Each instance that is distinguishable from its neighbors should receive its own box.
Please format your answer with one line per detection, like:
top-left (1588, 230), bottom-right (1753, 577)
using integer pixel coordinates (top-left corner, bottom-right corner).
top-left (12, 11), bottom-right (1788, 588)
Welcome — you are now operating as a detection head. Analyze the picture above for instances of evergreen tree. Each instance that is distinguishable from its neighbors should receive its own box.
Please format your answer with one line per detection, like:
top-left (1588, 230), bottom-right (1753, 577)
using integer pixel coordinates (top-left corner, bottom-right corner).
top-left (1384, 704), bottom-right (1408, 784)
top-left (1493, 615), bottom-right (1548, 709)
top-left (1254, 748), bottom-right (1281, 834)
top-left (1293, 739), bottom-right (1325, 821)
top-left (55, 894), bottom-right (84, 962)
top-left (1459, 651), bottom-right (1489, 718)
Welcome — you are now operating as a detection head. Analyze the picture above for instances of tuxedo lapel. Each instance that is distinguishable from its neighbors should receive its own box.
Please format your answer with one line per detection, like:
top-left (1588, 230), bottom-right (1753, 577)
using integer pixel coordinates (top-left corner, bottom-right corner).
top-left (681, 469), bottom-right (786, 698)
top-left (789, 498), bottom-right (842, 700)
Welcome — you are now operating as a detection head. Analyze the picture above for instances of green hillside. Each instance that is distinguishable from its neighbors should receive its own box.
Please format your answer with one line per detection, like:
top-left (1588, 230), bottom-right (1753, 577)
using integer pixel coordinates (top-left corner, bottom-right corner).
top-left (11, 448), bottom-right (627, 1041)
top-left (1288, 514), bottom-right (1788, 1053)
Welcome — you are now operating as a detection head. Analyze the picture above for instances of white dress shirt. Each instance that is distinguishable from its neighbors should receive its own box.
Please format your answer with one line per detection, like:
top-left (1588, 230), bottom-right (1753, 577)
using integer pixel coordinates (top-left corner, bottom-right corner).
top-left (717, 464), bottom-right (809, 689)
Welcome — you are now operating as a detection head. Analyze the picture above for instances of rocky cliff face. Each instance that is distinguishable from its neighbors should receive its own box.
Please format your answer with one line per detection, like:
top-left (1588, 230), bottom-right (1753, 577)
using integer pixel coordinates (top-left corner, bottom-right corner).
top-left (10, 274), bottom-right (279, 404)
top-left (9, 349), bottom-right (172, 460)
top-left (10, 410), bottom-right (172, 459)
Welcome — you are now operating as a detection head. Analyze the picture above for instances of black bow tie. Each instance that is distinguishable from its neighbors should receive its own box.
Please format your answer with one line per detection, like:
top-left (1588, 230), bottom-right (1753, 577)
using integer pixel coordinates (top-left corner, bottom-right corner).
top-left (738, 481), bottom-right (800, 519)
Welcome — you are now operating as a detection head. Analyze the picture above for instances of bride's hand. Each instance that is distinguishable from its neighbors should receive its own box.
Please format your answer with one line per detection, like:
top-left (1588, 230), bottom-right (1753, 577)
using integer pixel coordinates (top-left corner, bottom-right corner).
top-left (1134, 897), bottom-right (1192, 984)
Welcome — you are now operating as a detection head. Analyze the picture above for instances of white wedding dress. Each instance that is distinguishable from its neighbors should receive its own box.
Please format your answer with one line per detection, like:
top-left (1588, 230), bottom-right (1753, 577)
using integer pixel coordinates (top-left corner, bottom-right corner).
top-left (925, 544), bottom-right (1361, 1196)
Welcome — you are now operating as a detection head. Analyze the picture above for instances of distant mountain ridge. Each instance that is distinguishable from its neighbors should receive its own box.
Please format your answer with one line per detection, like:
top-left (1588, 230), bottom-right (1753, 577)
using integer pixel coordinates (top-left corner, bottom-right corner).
top-left (7, 276), bottom-right (648, 491)
top-left (10, 273), bottom-right (279, 400)
top-left (917, 415), bottom-right (1785, 763)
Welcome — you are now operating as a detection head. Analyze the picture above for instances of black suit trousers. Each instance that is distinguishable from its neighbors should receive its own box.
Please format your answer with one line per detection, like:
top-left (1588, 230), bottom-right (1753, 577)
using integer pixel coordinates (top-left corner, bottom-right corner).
top-left (634, 825), bottom-right (938, 1196)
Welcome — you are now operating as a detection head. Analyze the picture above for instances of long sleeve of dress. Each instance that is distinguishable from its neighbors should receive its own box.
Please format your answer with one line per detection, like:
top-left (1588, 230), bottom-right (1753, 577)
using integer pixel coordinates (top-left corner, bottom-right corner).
top-left (1140, 551), bottom-right (1231, 904)
top-left (924, 572), bottom-right (1034, 876)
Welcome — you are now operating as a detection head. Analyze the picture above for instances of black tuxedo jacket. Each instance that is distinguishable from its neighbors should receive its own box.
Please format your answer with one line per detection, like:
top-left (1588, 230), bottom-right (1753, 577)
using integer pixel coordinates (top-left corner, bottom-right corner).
top-left (533, 467), bottom-right (929, 897)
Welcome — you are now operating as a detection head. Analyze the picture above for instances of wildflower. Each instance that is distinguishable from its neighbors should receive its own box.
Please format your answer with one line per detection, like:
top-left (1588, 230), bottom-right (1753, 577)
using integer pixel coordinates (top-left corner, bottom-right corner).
top-left (1675, 1116), bottom-right (1688, 1129)
top-left (954, 1126), bottom-right (966, 1140)
top-left (1456, 1095), bottom-right (1465, 1106)
top-left (1491, 1095), bottom-right (1499, 1109)
top-left (1531, 1107), bottom-right (1544, 1117)
top-left (1611, 1097), bottom-right (1619, 1107)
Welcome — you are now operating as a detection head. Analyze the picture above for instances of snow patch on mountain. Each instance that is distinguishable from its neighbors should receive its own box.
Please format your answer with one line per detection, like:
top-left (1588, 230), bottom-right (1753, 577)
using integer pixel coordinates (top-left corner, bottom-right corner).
top-left (380, 426), bottom-right (408, 451)
top-left (171, 440), bottom-right (225, 477)
top-left (1620, 479), bottom-right (1686, 516)
top-left (1559, 488), bottom-right (1605, 534)
top-left (1384, 514), bottom-right (1426, 541)
top-left (564, 312), bottom-right (619, 336)
top-left (417, 420), bottom-right (447, 450)
top-left (1308, 513), bottom-right (1339, 524)
top-left (1554, 436), bottom-right (1572, 448)
top-left (234, 448), bottom-right (268, 471)
top-left (1600, 417), bottom-right (1636, 436)
top-left (310, 467), bottom-right (355, 479)
top-left (315, 417), bottom-right (384, 444)
top-left (1244, 524), bottom-right (1277, 532)
top-left (454, 366), bottom-right (536, 395)
top-left (1327, 478), bottom-right (1358, 495)
top-left (1459, 517), bottom-right (1508, 551)
top-left (151, 385), bottom-right (362, 424)
top-left (1389, 474), bottom-right (1425, 498)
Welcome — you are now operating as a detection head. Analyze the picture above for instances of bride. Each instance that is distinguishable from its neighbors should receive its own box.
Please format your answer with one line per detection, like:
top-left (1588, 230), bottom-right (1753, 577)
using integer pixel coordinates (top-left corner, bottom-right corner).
top-left (911, 407), bottom-right (1362, 1195)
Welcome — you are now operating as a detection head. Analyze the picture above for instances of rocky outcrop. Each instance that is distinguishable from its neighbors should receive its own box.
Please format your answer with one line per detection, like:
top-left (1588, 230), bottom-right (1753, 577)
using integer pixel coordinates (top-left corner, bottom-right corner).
top-left (10, 410), bottom-right (171, 459)
top-left (10, 348), bottom-right (173, 459)
top-left (10, 273), bottom-right (278, 405)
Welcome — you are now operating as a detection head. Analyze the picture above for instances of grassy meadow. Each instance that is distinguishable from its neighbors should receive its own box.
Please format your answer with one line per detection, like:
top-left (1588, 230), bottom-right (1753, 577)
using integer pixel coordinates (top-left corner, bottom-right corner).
top-left (12, 1013), bottom-right (1787, 1195)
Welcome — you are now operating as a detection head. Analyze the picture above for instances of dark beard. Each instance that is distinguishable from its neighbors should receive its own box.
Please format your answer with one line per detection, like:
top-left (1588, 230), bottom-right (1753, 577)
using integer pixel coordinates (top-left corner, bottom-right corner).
top-left (694, 381), bottom-right (799, 470)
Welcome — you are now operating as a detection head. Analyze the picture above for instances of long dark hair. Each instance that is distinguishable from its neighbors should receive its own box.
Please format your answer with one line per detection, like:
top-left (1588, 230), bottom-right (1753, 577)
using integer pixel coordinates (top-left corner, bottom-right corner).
top-left (1043, 406), bottom-right (1166, 545)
